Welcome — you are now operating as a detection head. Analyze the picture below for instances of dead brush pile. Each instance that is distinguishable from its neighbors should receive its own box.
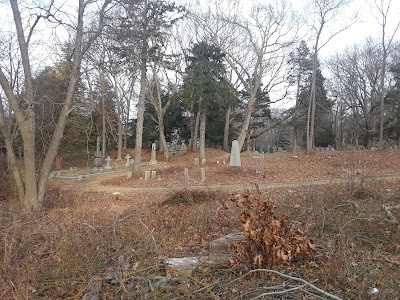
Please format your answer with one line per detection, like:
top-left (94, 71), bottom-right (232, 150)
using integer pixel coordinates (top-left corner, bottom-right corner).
top-left (231, 188), bottom-right (316, 268)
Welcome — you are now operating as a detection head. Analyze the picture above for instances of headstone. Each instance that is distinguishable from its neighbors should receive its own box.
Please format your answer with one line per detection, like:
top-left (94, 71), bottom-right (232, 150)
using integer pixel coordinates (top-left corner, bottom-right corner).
top-left (93, 136), bottom-right (103, 169)
top-left (201, 158), bottom-right (206, 165)
top-left (268, 146), bottom-right (274, 154)
top-left (184, 168), bottom-right (189, 184)
top-left (144, 170), bottom-right (151, 181)
top-left (253, 151), bottom-right (263, 174)
top-left (125, 154), bottom-right (131, 167)
top-left (229, 140), bottom-right (241, 168)
top-left (149, 143), bottom-right (157, 164)
top-left (201, 168), bottom-right (206, 183)
top-left (95, 136), bottom-right (101, 158)
top-left (252, 151), bottom-right (260, 159)
top-left (255, 166), bottom-right (263, 174)
top-left (93, 157), bottom-right (102, 169)
top-left (151, 170), bottom-right (157, 180)
top-left (69, 167), bottom-right (74, 171)
top-left (194, 158), bottom-right (199, 166)
top-left (105, 156), bottom-right (112, 170)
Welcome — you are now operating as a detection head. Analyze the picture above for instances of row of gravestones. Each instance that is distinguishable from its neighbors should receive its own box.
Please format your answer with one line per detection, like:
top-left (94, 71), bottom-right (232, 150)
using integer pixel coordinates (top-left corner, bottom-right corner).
top-left (167, 141), bottom-right (188, 157)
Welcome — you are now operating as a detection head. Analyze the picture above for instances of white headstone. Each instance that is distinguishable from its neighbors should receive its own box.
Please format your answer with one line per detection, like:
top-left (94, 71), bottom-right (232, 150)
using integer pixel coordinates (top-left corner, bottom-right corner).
top-left (194, 158), bottom-right (199, 166)
top-left (144, 170), bottom-right (151, 181)
top-left (201, 168), bottom-right (206, 183)
top-left (229, 140), bottom-right (241, 168)
top-left (95, 136), bottom-right (101, 157)
top-left (149, 143), bottom-right (157, 164)
top-left (125, 154), bottom-right (131, 167)
top-left (105, 156), bottom-right (112, 170)
top-left (184, 168), bottom-right (189, 184)
top-left (151, 170), bottom-right (157, 179)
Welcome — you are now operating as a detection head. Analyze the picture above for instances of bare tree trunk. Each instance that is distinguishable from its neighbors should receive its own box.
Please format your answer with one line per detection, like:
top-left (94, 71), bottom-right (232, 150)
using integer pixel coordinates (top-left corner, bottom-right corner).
top-left (246, 130), bottom-right (251, 153)
top-left (307, 50), bottom-right (318, 153)
top-left (189, 112), bottom-right (195, 149)
top-left (378, 49), bottom-right (387, 149)
top-left (100, 68), bottom-right (106, 161)
top-left (199, 107), bottom-right (206, 161)
top-left (293, 127), bottom-right (298, 154)
top-left (132, 43), bottom-right (148, 178)
top-left (223, 106), bottom-right (231, 152)
top-left (0, 101), bottom-right (25, 202)
top-left (237, 91), bottom-right (257, 151)
top-left (192, 111), bottom-right (200, 152)
top-left (116, 97), bottom-right (123, 160)
top-left (159, 121), bottom-right (169, 161)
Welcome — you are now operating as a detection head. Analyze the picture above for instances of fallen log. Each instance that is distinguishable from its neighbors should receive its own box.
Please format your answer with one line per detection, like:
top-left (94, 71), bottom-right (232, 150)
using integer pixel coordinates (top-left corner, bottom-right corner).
top-left (165, 254), bottom-right (233, 275)
top-left (209, 232), bottom-right (246, 251)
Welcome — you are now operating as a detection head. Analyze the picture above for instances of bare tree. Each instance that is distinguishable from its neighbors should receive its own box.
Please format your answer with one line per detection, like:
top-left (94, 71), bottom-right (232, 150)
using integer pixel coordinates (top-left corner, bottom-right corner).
top-left (0, 0), bottom-right (111, 211)
top-left (305, 0), bottom-right (356, 152)
top-left (191, 0), bottom-right (297, 151)
top-left (371, 0), bottom-right (400, 149)
top-left (328, 39), bottom-right (383, 147)
top-left (146, 65), bottom-right (172, 161)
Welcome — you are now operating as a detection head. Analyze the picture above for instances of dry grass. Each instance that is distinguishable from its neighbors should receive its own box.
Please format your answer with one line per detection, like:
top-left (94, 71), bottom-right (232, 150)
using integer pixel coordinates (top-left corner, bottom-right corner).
top-left (1, 150), bottom-right (400, 299)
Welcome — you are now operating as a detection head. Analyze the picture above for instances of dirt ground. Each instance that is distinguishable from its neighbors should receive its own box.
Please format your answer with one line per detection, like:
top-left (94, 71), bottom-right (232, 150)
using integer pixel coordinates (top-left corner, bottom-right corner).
top-left (58, 147), bottom-right (400, 192)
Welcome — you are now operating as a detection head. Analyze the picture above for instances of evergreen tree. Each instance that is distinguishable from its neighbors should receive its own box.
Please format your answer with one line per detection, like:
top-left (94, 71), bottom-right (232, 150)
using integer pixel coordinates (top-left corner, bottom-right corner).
top-left (385, 61), bottom-right (400, 145)
top-left (180, 42), bottom-right (235, 158)
top-left (288, 41), bottom-right (334, 147)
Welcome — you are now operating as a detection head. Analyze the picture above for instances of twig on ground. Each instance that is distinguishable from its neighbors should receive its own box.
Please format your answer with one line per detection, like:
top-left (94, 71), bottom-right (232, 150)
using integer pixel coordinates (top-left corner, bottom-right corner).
top-left (250, 284), bottom-right (307, 299)
top-left (382, 204), bottom-right (400, 225)
top-left (228, 269), bottom-right (343, 300)
top-left (112, 213), bottom-right (136, 239)
top-left (138, 218), bottom-right (158, 249)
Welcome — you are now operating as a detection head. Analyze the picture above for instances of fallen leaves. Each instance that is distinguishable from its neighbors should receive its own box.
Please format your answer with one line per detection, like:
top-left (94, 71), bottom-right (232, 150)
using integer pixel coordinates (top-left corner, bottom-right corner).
top-left (232, 188), bottom-right (316, 268)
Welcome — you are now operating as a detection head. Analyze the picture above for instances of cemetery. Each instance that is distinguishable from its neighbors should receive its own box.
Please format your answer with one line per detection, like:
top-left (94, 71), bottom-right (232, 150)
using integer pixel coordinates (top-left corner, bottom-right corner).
top-left (2, 145), bottom-right (397, 299)
top-left (1, 0), bottom-right (400, 298)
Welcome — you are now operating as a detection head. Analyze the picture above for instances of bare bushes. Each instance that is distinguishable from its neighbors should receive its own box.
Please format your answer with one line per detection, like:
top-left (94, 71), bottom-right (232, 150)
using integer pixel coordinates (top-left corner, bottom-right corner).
top-left (230, 188), bottom-right (316, 268)
top-left (0, 158), bottom-right (15, 202)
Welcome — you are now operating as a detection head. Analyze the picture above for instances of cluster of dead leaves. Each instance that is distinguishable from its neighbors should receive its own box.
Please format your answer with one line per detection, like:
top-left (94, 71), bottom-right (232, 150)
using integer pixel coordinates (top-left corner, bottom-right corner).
top-left (231, 188), bottom-right (316, 268)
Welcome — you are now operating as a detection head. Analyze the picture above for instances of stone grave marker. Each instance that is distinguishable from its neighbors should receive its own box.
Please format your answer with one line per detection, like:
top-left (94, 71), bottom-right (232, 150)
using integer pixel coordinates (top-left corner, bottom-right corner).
top-left (125, 154), bottom-right (131, 167)
top-left (184, 168), bottom-right (189, 184)
top-left (105, 156), bottom-right (112, 170)
top-left (144, 170), bottom-right (151, 181)
top-left (201, 168), bottom-right (206, 183)
top-left (149, 143), bottom-right (157, 164)
top-left (253, 151), bottom-right (263, 174)
top-left (93, 136), bottom-right (102, 169)
top-left (268, 146), bottom-right (274, 154)
top-left (229, 140), bottom-right (241, 169)
top-left (151, 170), bottom-right (157, 179)
top-left (194, 158), bottom-right (199, 166)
